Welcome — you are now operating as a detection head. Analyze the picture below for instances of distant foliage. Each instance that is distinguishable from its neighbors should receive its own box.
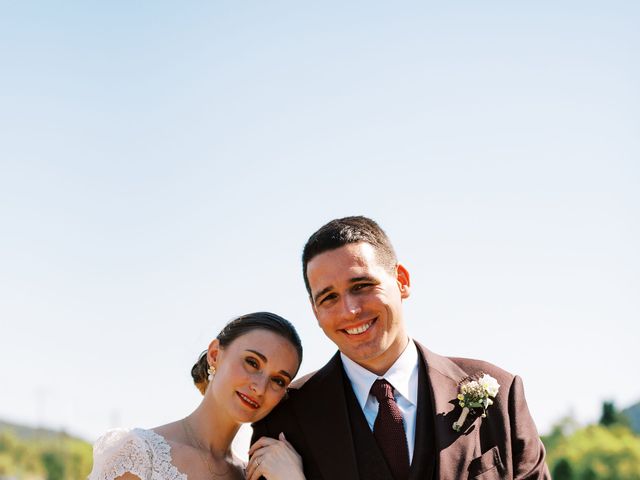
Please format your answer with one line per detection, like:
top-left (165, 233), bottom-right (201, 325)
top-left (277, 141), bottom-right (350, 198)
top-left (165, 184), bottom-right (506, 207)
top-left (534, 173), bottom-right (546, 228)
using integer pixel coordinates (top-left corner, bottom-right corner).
top-left (0, 428), bottom-right (92, 480)
top-left (41, 452), bottom-right (65, 480)
top-left (552, 458), bottom-right (573, 480)
top-left (544, 402), bottom-right (640, 480)
top-left (600, 401), bottom-right (630, 428)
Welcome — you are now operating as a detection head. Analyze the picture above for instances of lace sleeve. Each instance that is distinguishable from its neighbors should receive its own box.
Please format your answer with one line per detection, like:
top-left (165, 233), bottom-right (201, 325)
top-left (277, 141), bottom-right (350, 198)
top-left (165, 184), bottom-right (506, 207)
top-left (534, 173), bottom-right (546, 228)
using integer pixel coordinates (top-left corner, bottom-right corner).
top-left (88, 429), bottom-right (152, 480)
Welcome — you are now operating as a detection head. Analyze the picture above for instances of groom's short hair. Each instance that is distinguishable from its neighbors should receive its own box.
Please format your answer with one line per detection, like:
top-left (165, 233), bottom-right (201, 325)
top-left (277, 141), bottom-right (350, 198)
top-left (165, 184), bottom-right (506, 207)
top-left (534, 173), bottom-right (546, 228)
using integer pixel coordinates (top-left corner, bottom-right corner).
top-left (302, 216), bottom-right (398, 296)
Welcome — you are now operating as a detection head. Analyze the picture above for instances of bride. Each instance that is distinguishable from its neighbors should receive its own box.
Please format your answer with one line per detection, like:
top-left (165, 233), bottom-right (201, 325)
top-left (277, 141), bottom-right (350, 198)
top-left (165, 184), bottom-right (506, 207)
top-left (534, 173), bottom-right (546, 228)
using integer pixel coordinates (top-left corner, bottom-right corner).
top-left (89, 312), bottom-right (306, 480)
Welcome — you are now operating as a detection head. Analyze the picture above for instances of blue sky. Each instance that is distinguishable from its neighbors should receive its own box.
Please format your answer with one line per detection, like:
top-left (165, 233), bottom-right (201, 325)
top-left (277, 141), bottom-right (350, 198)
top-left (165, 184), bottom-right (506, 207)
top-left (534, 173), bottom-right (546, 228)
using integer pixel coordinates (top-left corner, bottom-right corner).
top-left (1, 1), bottom-right (638, 454)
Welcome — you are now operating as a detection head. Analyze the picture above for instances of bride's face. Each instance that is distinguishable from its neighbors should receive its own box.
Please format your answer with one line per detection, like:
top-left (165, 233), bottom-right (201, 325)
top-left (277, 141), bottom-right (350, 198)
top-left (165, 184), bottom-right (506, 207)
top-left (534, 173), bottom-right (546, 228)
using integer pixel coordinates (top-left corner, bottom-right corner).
top-left (207, 329), bottom-right (300, 424)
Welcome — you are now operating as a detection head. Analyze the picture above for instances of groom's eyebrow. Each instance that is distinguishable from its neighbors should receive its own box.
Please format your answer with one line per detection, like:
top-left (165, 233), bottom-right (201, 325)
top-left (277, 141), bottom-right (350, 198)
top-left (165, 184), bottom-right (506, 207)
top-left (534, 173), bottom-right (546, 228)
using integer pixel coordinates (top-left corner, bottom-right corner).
top-left (313, 276), bottom-right (378, 303)
top-left (312, 286), bottom-right (333, 304)
top-left (350, 275), bottom-right (376, 284)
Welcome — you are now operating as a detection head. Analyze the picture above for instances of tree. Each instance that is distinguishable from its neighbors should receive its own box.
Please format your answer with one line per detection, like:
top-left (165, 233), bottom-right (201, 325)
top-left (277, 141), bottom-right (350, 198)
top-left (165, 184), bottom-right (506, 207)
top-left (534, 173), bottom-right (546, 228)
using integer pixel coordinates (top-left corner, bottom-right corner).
top-left (0, 426), bottom-right (93, 479)
top-left (42, 451), bottom-right (65, 480)
top-left (599, 401), bottom-right (629, 428)
top-left (552, 458), bottom-right (573, 480)
top-left (546, 424), bottom-right (640, 479)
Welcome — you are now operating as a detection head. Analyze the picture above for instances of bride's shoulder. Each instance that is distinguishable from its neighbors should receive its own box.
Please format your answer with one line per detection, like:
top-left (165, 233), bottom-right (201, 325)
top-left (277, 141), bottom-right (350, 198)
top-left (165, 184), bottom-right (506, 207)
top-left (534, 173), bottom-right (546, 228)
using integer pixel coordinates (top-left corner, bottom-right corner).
top-left (89, 428), bottom-right (181, 480)
top-left (92, 428), bottom-right (161, 455)
top-left (92, 428), bottom-right (146, 456)
top-left (88, 428), bottom-right (148, 480)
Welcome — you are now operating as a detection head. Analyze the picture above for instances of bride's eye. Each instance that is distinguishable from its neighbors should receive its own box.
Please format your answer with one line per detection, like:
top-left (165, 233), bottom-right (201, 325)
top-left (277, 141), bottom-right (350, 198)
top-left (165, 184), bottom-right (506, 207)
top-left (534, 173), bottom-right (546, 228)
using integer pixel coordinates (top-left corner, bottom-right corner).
top-left (271, 377), bottom-right (286, 389)
top-left (245, 357), bottom-right (259, 369)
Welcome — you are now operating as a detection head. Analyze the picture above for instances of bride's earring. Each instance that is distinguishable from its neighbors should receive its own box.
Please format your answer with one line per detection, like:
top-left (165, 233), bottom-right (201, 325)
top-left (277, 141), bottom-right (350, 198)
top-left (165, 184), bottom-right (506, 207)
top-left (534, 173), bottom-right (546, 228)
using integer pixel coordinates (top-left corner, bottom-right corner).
top-left (208, 365), bottom-right (216, 381)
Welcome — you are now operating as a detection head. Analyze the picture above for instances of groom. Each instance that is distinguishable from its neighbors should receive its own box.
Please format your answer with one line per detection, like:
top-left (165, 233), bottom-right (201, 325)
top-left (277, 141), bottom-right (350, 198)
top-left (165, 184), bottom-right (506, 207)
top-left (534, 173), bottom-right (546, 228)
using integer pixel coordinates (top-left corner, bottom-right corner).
top-left (252, 216), bottom-right (550, 479)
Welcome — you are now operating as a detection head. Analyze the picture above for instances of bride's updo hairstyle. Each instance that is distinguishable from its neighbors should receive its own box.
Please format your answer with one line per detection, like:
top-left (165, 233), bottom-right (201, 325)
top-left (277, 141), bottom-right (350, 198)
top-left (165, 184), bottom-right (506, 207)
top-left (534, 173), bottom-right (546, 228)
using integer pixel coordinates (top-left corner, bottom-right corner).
top-left (191, 312), bottom-right (303, 395)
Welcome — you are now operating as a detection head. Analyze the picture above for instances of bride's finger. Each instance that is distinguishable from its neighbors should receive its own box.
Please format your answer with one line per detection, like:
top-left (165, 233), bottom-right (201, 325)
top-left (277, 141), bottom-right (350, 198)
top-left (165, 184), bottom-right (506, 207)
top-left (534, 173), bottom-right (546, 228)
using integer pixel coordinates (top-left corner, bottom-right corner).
top-left (246, 455), bottom-right (265, 480)
top-left (245, 454), bottom-right (262, 480)
top-left (248, 435), bottom-right (279, 456)
top-left (278, 432), bottom-right (295, 450)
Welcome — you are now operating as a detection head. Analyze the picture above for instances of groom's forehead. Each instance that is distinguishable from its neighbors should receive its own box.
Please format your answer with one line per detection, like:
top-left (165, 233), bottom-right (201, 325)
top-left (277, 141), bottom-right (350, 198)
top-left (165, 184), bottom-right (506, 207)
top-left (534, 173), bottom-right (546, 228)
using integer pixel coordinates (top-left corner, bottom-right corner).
top-left (307, 241), bottom-right (389, 267)
top-left (307, 243), bottom-right (383, 280)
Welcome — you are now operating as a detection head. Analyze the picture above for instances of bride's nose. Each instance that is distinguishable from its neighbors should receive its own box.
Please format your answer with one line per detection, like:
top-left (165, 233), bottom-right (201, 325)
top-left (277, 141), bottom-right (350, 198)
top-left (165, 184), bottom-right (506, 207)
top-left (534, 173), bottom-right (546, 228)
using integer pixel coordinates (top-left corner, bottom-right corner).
top-left (250, 375), bottom-right (269, 395)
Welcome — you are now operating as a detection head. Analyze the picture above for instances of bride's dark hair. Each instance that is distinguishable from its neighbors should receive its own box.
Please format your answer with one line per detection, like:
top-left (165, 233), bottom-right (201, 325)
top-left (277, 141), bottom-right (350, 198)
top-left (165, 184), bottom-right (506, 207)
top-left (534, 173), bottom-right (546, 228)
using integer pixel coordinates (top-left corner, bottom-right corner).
top-left (191, 312), bottom-right (303, 395)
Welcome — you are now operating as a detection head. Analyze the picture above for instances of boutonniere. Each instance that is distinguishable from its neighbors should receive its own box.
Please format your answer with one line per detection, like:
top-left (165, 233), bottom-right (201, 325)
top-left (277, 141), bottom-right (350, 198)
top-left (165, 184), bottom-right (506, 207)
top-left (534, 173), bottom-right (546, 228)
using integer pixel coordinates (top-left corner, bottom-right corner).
top-left (452, 373), bottom-right (500, 432)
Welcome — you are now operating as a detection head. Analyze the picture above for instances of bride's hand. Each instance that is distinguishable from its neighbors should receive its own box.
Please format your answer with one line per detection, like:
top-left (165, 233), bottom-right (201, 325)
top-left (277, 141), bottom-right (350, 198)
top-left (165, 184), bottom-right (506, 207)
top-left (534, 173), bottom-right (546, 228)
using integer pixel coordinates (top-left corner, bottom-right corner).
top-left (246, 432), bottom-right (304, 480)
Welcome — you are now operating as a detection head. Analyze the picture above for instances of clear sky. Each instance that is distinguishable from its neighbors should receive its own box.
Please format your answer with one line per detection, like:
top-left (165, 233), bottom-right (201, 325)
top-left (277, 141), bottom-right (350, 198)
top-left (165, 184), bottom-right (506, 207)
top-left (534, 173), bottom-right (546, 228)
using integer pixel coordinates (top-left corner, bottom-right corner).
top-left (1, 0), bottom-right (638, 457)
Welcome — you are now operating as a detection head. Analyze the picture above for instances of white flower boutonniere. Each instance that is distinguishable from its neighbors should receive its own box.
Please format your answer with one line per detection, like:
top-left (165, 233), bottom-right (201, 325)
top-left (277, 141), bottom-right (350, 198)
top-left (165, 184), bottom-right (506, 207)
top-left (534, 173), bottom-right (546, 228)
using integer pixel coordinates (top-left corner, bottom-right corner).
top-left (452, 373), bottom-right (500, 432)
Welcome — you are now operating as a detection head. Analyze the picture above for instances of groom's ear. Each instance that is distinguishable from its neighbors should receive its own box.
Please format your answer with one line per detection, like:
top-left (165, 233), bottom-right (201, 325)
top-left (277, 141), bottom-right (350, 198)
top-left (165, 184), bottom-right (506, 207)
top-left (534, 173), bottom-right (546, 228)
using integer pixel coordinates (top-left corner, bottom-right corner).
top-left (207, 338), bottom-right (221, 367)
top-left (396, 263), bottom-right (411, 299)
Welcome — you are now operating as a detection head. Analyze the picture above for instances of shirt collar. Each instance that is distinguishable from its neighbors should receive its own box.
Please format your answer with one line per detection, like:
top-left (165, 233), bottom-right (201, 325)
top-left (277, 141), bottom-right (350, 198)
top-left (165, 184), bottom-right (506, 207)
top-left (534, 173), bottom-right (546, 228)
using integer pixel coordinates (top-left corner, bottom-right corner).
top-left (340, 339), bottom-right (419, 410)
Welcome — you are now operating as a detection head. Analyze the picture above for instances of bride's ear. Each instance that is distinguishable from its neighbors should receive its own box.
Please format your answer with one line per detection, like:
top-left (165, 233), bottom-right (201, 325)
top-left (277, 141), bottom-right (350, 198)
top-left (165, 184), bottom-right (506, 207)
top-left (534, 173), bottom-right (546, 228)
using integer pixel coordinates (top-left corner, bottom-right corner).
top-left (207, 338), bottom-right (221, 368)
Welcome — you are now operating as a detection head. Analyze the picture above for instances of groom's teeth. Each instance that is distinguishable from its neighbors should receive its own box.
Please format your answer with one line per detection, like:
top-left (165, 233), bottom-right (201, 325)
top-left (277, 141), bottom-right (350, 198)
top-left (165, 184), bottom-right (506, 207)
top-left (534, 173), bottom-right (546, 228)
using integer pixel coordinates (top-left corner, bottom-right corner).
top-left (345, 322), bottom-right (372, 335)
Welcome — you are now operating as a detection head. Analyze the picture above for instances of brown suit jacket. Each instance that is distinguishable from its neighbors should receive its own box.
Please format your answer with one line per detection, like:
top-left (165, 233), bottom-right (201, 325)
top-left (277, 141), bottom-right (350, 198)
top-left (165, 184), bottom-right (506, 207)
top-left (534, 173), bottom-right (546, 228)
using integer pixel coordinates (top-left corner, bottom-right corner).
top-left (251, 341), bottom-right (550, 479)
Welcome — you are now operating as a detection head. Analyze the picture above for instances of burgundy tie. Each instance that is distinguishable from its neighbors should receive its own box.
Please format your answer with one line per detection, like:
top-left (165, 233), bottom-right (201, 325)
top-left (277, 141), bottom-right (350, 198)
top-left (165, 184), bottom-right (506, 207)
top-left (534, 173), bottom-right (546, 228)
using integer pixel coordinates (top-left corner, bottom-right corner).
top-left (370, 379), bottom-right (410, 480)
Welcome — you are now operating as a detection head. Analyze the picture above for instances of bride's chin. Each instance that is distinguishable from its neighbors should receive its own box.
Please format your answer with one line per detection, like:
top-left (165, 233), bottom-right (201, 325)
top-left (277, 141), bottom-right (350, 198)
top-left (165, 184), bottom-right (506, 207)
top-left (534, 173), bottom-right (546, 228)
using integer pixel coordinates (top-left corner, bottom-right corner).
top-left (237, 405), bottom-right (272, 424)
top-left (251, 410), bottom-right (271, 423)
top-left (229, 403), bottom-right (264, 423)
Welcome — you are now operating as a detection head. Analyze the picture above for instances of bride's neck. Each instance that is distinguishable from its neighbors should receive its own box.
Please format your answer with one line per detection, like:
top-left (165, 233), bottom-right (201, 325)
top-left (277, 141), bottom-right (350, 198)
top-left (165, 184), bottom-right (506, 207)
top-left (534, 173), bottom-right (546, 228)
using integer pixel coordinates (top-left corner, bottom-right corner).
top-left (185, 395), bottom-right (240, 459)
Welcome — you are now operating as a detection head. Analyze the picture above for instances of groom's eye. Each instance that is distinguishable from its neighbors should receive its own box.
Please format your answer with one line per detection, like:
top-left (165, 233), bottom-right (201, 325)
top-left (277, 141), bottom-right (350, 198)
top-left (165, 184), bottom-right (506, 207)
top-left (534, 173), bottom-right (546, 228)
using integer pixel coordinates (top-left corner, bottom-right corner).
top-left (353, 283), bottom-right (371, 291)
top-left (318, 293), bottom-right (337, 305)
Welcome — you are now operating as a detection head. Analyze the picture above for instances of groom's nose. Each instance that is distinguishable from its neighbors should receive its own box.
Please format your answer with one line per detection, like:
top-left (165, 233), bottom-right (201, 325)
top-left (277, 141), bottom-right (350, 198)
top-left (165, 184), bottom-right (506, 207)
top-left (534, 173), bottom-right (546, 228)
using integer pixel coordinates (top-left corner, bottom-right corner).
top-left (340, 294), bottom-right (362, 319)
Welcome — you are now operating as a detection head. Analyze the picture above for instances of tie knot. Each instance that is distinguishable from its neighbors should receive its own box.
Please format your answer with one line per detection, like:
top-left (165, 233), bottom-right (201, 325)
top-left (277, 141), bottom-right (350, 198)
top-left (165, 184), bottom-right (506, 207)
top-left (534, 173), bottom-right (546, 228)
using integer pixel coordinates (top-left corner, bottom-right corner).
top-left (370, 379), bottom-right (395, 402)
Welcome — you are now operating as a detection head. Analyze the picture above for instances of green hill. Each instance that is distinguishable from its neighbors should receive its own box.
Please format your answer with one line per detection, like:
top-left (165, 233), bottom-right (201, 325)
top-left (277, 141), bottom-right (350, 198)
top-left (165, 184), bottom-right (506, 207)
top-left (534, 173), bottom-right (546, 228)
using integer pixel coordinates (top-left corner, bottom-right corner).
top-left (0, 419), bottom-right (92, 480)
top-left (543, 400), bottom-right (640, 479)
top-left (0, 420), bottom-right (84, 441)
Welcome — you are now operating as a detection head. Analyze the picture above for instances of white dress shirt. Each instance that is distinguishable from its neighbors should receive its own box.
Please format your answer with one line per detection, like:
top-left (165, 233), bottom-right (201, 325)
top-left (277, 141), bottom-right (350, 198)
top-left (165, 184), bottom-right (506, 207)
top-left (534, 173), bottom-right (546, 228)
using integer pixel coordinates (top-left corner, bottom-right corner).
top-left (340, 339), bottom-right (419, 461)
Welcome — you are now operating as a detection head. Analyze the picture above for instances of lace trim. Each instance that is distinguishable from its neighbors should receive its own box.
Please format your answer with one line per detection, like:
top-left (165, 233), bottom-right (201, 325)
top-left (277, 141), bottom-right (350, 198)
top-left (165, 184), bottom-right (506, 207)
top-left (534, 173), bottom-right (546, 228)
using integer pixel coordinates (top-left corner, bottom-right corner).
top-left (88, 428), bottom-right (187, 480)
top-left (135, 429), bottom-right (186, 480)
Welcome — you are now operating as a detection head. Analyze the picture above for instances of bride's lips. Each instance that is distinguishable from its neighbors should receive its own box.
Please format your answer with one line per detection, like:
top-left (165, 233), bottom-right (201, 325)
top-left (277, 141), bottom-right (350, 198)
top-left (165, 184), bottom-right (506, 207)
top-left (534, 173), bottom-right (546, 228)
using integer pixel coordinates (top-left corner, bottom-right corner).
top-left (236, 392), bottom-right (260, 409)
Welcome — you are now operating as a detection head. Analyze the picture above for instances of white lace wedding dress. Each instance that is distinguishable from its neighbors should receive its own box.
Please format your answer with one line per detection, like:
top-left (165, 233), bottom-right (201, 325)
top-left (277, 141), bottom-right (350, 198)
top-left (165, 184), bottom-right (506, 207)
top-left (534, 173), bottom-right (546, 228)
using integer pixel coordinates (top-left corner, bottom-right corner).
top-left (88, 428), bottom-right (187, 480)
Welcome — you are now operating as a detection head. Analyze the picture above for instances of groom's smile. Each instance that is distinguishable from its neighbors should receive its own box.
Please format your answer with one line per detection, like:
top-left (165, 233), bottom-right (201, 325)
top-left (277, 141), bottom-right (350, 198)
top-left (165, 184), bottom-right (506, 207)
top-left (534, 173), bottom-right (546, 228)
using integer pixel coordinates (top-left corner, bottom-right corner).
top-left (343, 318), bottom-right (376, 336)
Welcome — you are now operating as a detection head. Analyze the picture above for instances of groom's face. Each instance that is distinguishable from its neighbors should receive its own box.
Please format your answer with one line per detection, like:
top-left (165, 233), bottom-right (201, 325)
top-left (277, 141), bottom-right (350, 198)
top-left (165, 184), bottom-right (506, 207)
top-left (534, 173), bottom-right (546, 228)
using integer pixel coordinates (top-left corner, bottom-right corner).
top-left (306, 242), bottom-right (410, 375)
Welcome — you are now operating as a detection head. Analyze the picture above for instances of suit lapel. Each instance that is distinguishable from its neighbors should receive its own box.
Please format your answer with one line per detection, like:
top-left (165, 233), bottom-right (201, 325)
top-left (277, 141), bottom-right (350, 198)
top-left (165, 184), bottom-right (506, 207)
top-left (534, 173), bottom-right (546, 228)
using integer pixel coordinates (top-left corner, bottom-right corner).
top-left (291, 345), bottom-right (483, 478)
top-left (408, 351), bottom-right (433, 480)
top-left (417, 343), bottom-right (483, 477)
top-left (291, 353), bottom-right (359, 480)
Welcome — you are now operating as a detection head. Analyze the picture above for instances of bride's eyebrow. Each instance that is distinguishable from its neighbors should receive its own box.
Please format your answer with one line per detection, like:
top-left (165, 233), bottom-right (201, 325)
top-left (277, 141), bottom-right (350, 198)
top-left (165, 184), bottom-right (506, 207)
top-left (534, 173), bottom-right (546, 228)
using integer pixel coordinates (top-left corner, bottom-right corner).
top-left (246, 349), bottom-right (293, 380)
top-left (246, 349), bottom-right (267, 362)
